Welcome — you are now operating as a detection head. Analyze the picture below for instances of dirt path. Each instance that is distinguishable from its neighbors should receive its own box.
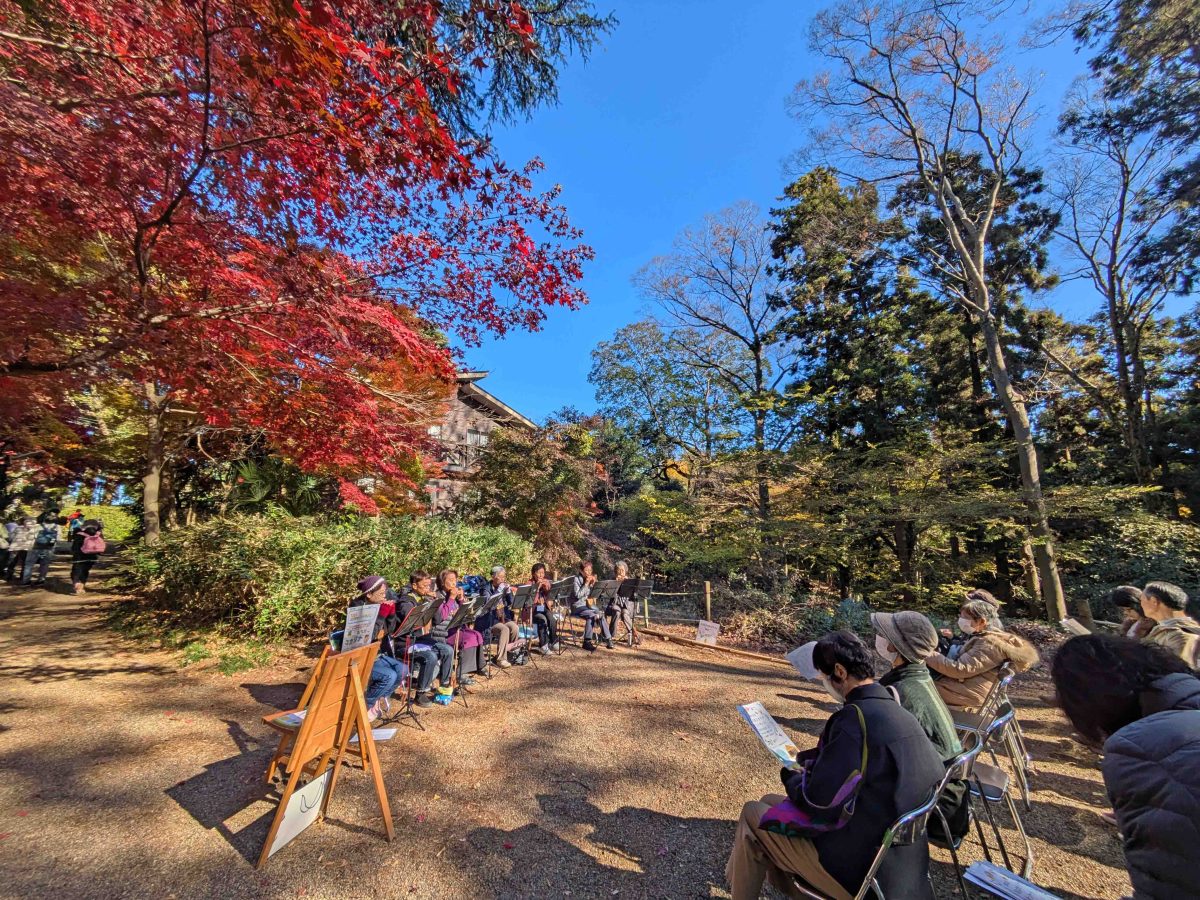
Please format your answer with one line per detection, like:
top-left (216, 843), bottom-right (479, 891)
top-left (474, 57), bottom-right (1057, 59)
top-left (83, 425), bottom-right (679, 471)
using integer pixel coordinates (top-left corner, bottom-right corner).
top-left (0, 558), bottom-right (1131, 899)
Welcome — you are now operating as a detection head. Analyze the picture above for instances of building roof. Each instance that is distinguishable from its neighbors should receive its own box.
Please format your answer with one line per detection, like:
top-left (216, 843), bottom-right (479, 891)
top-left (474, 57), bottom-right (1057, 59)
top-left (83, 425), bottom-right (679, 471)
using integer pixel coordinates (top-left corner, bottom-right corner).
top-left (455, 371), bottom-right (536, 430)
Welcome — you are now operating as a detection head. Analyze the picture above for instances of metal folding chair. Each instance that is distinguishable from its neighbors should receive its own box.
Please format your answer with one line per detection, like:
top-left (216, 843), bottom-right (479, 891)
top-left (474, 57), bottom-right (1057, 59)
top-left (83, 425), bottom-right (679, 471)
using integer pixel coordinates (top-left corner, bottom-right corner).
top-left (968, 706), bottom-right (1034, 879)
top-left (930, 730), bottom-right (986, 899)
top-left (953, 665), bottom-right (1034, 810)
top-left (791, 788), bottom-right (942, 900)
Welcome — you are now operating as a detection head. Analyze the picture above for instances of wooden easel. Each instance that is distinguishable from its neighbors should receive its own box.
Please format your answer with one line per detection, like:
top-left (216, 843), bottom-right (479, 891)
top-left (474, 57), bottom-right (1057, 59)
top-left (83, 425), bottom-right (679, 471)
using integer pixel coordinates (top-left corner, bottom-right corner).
top-left (256, 641), bottom-right (394, 867)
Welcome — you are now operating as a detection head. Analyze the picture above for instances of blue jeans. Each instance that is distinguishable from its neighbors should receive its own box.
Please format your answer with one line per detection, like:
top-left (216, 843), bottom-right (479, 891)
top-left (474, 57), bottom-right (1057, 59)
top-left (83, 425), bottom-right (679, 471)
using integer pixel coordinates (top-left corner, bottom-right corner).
top-left (573, 606), bottom-right (610, 642)
top-left (23, 548), bottom-right (54, 584)
top-left (366, 655), bottom-right (409, 705)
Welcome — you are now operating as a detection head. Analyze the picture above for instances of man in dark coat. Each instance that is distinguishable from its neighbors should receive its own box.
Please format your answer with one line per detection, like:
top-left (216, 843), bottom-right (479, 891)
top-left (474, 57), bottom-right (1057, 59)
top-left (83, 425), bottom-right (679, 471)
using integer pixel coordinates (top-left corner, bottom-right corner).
top-left (726, 631), bottom-right (947, 900)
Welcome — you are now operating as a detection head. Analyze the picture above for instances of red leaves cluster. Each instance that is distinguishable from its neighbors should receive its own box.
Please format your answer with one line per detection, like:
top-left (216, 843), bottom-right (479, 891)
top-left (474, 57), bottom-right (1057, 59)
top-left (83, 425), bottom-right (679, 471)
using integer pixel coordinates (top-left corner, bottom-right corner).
top-left (0, 0), bottom-right (591, 504)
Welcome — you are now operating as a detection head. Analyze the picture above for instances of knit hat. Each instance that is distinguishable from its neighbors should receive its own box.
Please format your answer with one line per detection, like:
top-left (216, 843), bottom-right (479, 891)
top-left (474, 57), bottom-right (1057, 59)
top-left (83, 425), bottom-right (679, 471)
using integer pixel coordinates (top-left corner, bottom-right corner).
top-left (356, 575), bottom-right (386, 598)
top-left (871, 611), bottom-right (939, 663)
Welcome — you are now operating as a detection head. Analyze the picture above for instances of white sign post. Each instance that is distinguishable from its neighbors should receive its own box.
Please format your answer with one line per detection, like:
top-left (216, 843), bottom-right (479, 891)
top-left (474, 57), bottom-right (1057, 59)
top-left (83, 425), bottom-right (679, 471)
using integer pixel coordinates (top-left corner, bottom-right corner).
top-left (695, 619), bottom-right (720, 645)
top-left (266, 769), bottom-right (330, 860)
top-left (341, 603), bottom-right (381, 653)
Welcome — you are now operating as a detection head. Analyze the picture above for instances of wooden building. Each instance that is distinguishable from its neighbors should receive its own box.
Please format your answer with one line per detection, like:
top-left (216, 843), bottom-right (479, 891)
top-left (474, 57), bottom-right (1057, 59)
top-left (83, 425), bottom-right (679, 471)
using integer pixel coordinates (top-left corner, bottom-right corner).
top-left (425, 371), bottom-right (536, 513)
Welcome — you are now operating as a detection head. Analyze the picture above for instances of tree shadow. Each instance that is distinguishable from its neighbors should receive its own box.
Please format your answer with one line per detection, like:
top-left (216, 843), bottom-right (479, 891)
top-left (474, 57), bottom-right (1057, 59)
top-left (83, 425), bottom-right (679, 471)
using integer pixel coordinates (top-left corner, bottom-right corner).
top-left (241, 681), bottom-right (306, 711)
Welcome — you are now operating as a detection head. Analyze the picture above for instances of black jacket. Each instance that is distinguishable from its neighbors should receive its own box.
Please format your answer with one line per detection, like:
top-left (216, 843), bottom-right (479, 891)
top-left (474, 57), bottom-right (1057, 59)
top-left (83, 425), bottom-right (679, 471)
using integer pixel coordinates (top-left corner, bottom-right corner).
top-left (782, 683), bottom-right (946, 897)
top-left (1103, 673), bottom-right (1200, 899)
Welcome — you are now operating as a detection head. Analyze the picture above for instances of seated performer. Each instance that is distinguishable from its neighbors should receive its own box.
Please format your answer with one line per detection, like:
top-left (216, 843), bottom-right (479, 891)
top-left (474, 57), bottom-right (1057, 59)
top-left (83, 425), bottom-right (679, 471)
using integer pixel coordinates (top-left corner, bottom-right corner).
top-left (478, 565), bottom-right (522, 668)
top-left (604, 560), bottom-right (636, 641)
top-left (391, 571), bottom-right (444, 708)
top-left (571, 559), bottom-right (612, 651)
top-left (529, 562), bottom-right (559, 655)
top-left (351, 575), bottom-right (409, 721)
top-left (438, 569), bottom-right (483, 684)
top-left (413, 570), bottom-right (459, 700)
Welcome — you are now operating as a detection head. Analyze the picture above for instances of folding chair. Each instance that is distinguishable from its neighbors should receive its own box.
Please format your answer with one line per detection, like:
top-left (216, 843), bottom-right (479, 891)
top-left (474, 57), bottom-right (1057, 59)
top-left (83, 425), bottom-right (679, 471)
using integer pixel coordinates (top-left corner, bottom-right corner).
top-left (953, 665), bottom-right (1034, 810)
top-left (930, 730), bottom-right (986, 900)
top-left (968, 706), bottom-right (1034, 879)
top-left (790, 788), bottom-right (942, 900)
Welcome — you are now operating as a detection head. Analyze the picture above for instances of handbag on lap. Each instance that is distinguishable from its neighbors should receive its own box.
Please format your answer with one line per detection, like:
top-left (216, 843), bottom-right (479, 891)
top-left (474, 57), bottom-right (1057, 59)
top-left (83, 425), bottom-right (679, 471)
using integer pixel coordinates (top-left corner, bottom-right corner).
top-left (759, 703), bottom-right (868, 837)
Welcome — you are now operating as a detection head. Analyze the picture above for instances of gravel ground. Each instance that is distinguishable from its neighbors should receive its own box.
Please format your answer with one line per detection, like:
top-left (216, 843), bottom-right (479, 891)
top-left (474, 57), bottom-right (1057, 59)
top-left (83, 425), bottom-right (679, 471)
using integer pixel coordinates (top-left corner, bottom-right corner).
top-left (0, 559), bottom-right (1132, 899)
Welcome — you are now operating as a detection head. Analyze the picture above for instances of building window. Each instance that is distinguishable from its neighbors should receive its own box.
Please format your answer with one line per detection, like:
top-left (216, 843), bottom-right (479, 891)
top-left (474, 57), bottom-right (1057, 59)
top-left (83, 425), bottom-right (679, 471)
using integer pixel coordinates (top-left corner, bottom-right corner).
top-left (465, 428), bottom-right (489, 448)
top-left (428, 425), bottom-right (443, 439)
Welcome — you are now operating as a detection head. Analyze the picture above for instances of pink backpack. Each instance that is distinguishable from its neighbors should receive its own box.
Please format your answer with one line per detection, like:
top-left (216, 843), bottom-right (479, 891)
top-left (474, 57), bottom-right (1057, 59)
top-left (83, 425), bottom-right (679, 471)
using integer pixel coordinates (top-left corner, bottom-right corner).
top-left (81, 532), bottom-right (106, 554)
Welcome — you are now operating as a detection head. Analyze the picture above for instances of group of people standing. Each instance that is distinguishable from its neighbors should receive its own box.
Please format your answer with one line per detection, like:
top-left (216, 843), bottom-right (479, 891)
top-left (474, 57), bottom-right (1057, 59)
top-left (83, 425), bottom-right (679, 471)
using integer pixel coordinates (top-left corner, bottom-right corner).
top-left (729, 581), bottom-right (1200, 900)
top-left (1, 508), bottom-right (105, 593)
top-left (349, 559), bottom-right (638, 720)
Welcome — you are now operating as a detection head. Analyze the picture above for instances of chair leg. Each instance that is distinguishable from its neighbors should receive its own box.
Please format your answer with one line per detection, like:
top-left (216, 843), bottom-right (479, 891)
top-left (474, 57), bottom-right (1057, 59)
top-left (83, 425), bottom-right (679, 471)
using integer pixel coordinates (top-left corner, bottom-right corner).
top-left (970, 795), bottom-right (994, 865)
top-left (975, 778), bottom-right (1013, 873)
top-left (1004, 727), bottom-right (1032, 811)
top-left (933, 806), bottom-right (969, 900)
top-left (1005, 792), bottom-right (1035, 879)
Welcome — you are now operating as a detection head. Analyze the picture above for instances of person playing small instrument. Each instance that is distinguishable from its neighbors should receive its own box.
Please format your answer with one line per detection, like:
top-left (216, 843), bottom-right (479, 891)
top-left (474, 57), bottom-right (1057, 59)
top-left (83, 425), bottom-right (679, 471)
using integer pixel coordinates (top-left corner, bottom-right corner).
top-left (571, 559), bottom-right (612, 651)
top-left (439, 569), bottom-right (484, 684)
top-left (479, 565), bottom-right (522, 668)
top-left (530, 562), bottom-right (559, 655)
top-left (605, 560), bottom-right (635, 641)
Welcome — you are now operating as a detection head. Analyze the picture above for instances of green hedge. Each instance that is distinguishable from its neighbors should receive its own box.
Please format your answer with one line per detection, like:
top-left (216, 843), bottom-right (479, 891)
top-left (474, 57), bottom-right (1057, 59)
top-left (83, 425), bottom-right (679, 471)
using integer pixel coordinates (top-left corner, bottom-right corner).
top-left (73, 505), bottom-right (138, 542)
top-left (129, 512), bottom-right (534, 639)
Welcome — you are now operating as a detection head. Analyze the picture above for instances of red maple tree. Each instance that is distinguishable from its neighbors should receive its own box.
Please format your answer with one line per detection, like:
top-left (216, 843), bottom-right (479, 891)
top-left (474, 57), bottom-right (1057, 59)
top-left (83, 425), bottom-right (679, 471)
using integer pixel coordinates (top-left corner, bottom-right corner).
top-left (0, 0), bottom-right (595, 535)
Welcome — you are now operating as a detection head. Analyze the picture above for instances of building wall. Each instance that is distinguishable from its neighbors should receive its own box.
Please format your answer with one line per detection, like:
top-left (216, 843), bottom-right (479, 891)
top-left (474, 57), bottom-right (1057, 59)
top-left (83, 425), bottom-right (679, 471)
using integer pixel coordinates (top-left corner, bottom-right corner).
top-left (425, 391), bottom-right (503, 513)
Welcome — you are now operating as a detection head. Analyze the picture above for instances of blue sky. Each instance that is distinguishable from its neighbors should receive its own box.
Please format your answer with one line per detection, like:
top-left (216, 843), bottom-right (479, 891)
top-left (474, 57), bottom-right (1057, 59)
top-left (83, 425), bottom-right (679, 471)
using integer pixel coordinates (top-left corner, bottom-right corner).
top-left (458, 1), bottom-right (1189, 423)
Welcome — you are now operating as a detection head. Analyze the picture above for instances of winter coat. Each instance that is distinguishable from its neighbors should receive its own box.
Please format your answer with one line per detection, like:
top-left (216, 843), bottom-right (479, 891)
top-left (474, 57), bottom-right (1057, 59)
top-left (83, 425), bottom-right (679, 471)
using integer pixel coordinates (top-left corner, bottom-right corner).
top-left (570, 573), bottom-right (593, 611)
top-left (1144, 618), bottom-right (1200, 669)
top-left (781, 683), bottom-right (947, 899)
top-left (927, 629), bottom-right (1039, 710)
top-left (879, 662), bottom-right (969, 843)
top-left (1102, 673), bottom-right (1200, 899)
top-left (8, 523), bottom-right (37, 553)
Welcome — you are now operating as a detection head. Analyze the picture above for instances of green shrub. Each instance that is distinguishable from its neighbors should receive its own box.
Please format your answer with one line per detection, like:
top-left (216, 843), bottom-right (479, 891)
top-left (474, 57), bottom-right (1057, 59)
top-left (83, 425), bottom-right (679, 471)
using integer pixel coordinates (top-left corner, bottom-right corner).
top-left (129, 511), bottom-right (534, 639)
top-left (73, 505), bottom-right (137, 542)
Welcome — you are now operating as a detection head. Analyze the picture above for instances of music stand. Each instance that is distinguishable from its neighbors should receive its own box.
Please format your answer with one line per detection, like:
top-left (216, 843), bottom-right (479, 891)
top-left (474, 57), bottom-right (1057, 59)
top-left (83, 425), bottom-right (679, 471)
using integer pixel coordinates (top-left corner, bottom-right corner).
top-left (446, 597), bottom-right (484, 706)
top-left (508, 585), bottom-right (539, 668)
top-left (388, 597), bottom-right (438, 729)
top-left (549, 578), bottom-right (578, 653)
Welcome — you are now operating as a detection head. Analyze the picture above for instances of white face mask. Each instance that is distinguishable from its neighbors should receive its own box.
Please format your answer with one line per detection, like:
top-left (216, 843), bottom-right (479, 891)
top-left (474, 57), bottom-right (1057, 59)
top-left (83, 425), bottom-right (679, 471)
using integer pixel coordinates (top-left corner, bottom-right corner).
top-left (957, 616), bottom-right (977, 634)
top-left (817, 674), bottom-right (844, 703)
top-left (875, 634), bottom-right (896, 662)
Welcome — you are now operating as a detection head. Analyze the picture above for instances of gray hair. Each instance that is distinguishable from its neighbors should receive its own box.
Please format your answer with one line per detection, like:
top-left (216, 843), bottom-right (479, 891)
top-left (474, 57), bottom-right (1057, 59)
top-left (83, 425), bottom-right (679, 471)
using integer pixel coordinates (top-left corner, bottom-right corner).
top-left (490, 565), bottom-right (506, 577)
top-left (614, 560), bottom-right (630, 577)
top-left (961, 598), bottom-right (1004, 632)
top-left (1145, 581), bottom-right (1189, 611)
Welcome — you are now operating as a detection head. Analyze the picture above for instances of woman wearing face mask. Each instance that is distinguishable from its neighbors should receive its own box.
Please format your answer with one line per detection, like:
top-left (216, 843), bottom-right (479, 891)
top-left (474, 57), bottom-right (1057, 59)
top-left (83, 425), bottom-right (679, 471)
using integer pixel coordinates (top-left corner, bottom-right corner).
top-left (925, 590), bottom-right (1039, 710)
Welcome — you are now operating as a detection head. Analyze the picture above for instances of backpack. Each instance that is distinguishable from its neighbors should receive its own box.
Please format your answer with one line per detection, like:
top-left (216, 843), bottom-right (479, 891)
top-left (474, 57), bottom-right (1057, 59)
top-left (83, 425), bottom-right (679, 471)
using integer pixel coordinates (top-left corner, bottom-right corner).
top-left (34, 525), bottom-right (58, 549)
top-left (81, 532), bottom-right (106, 555)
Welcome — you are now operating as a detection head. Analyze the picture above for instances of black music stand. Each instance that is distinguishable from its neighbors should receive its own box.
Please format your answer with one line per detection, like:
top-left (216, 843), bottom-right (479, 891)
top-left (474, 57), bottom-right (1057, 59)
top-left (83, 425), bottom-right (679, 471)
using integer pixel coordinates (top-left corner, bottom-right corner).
top-left (446, 596), bottom-right (484, 706)
top-left (613, 578), bottom-right (644, 647)
top-left (549, 578), bottom-right (578, 653)
top-left (388, 597), bottom-right (439, 729)
top-left (473, 588), bottom-right (508, 678)
top-left (508, 585), bottom-right (539, 668)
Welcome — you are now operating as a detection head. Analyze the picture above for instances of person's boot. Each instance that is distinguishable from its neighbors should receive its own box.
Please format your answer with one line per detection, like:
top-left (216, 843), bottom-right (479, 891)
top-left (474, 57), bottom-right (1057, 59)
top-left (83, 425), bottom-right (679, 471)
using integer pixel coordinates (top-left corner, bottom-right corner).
top-left (582, 639), bottom-right (596, 652)
top-left (605, 639), bottom-right (614, 650)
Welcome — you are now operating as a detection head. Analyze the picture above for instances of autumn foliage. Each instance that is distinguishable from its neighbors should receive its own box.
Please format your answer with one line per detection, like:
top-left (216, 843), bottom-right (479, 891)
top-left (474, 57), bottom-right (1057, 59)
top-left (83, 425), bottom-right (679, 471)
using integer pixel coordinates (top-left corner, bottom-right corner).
top-left (0, 0), bottom-right (593, 518)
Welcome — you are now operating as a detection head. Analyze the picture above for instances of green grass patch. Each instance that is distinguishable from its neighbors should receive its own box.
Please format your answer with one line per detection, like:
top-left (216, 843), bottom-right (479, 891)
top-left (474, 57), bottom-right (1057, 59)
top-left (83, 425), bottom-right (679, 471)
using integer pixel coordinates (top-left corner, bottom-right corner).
top-left (179, 641), bottom-right (213, 667)
top-left (216, 645), bottom-right (272, 675)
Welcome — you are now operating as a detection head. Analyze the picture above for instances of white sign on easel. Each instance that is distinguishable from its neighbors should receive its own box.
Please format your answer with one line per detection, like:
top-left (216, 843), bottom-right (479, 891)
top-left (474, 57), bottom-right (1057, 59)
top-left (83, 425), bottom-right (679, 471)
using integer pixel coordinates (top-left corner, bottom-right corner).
top-left (342, 603), bottom-right (381, 653)
top-left (266, 769), bottom-right (330, 859)
top-left (696, 619), bottom-right (720, 645)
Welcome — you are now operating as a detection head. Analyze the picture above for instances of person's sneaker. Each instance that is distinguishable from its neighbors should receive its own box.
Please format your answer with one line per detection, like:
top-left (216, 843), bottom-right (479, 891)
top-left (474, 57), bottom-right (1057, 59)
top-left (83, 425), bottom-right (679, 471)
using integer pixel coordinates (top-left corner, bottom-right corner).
top-left (582, 640), bottom-right (596, 652)
top-left (551, 642), bottom-right (562, 652)
top-left (539, 644), bottom-right (551, 656)
top-left (497, 658), bottom-right (512, 669)
top-left (417, 693), bottom-right (434, 708)
top-left (367, 701), bottom-right (383, 722)
top-left (605, 639), bottom-right (614, 650)
top-left (460, 675), bottom-right (476, 686)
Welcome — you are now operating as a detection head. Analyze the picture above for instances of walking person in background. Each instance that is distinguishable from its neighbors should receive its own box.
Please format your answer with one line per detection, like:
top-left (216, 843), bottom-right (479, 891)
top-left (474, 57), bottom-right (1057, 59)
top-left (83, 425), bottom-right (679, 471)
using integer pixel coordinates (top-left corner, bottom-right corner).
top-left (67, 509), bottom-right (85, 539)
top-left (1139, 582), bottom-right (1200, 667)
top-left (70, 519), bottom-right (105, 594)
top-left (5, 517), bottom-right (37, 582)
top-left (23, 518), bottom-right (60, 585)
top-left (1053, 634), bottom-right (1200, 899)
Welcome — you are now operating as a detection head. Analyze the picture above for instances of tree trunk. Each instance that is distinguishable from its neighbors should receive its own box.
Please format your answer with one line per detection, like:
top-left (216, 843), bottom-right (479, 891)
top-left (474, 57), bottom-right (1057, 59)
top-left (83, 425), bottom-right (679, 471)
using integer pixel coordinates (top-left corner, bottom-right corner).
top-left (753, 411), bottom-right (770, 522)
top-left (142, 383), bottom-right (167, 545)
top-left (975, 314), bottom-right (1076, 623)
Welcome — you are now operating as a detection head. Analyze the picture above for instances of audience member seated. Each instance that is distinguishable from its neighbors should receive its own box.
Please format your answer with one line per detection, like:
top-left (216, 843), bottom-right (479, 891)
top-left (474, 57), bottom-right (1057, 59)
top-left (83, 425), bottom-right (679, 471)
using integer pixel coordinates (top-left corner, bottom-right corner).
top-left (352, 575), bottom-right (409, 721)
top-left (727, 631), bottom-right (946, 900)
top-left (1110, 585), bottom-right (1155, 640)
top-left (926, 589), bottom-right (1039, 710)
top-left (529, 562), bottom-right (559, 655)
top-left (871, 611), bottom-right (969, 843)
top-left (438, 569), bottom-right (483, 685)
top-left (391, 571), bottom-right (444, 708)
top-left (570, 559), bottom-right (612, 651)
top-left (1053, 634), bottom-right (1200, 899)
top-left (1139, 581), bottom-right (1200, 667)
top-left (478, 565), bottom-right (522, 668)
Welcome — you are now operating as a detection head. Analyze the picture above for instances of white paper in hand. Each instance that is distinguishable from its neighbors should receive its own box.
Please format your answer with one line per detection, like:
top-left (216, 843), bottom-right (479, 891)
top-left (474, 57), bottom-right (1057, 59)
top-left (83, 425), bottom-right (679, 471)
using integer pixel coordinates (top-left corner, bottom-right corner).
top-left (737, 701), bottom-right (800, 767)
top-left (786, 642), bottom-right (820, 680)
